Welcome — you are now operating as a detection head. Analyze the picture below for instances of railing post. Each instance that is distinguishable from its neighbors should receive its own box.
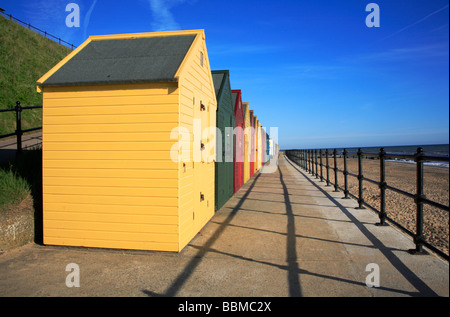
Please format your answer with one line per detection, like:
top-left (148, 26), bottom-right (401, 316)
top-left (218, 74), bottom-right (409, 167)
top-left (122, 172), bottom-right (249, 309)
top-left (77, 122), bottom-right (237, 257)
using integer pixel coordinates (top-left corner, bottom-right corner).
top-left (305, 150), bottom-right (308, 170)
top-left (308, 150), bottom-right (311, 174)
top-left (15, 101), bottom-right (23, 155)
top-left (409, 147), bottom-right (428, 255)
top-left (325, 149), bottom-right (330, 186)
top-left (355, 148), bottom-right (365, 209)
top-left (303, 150), bottom-right (305, 171)
top-left (342, 149), bottom-right (350, 199)
top-left (333, 149), bottom-right (339, 192)
top-left (376, 148), bottom-right (389, 226)
top-left (302, 150), bottom-right (305, 170)
top-left (319, 149), bottom-right (324, 182)
top-left (315, 149), bottom-right (319, 179)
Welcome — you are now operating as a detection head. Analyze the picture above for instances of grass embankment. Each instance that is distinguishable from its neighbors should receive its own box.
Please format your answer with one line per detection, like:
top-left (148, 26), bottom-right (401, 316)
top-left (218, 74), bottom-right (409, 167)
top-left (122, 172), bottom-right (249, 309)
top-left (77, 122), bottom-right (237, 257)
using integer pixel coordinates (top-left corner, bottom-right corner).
top-left (0, 14), bottom-right (72, 135)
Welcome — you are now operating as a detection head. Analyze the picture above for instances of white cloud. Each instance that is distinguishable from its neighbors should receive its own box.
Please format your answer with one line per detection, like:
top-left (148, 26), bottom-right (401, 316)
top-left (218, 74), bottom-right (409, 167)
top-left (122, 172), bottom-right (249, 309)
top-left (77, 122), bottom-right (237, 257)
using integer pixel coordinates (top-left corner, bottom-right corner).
top-left (147, 0), bottom-right (187, 31)
top-left (83, 0), bottom-right (98, 40)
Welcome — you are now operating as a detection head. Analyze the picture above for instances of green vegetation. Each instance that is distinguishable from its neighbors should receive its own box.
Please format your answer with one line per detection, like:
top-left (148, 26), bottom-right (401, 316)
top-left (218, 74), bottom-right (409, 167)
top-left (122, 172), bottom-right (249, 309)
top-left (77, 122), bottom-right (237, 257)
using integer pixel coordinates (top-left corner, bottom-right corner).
top-left (0, 15), bottom-right (72, 135)
top-left (0, 168), bottom-right (30, 210)
top-left (0, 147), bottom-right (42, 213)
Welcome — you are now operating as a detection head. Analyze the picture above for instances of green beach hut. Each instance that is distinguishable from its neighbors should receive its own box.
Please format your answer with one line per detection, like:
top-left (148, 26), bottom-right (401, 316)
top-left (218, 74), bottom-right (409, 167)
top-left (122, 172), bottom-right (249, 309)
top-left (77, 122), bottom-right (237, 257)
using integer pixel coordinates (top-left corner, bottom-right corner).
top-left (212, 70), bottom-right (235, 211)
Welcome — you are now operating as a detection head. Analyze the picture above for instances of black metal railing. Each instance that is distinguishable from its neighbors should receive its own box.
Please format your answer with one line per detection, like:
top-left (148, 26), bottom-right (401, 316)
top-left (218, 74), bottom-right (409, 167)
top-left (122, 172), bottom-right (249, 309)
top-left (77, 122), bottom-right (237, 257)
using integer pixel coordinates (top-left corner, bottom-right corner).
top-left (0, 10), bottom-right (75, 50)
top-left (285, 148), bottom-right (449, 261)
top-left (0, 101), bottom-right (42, 155)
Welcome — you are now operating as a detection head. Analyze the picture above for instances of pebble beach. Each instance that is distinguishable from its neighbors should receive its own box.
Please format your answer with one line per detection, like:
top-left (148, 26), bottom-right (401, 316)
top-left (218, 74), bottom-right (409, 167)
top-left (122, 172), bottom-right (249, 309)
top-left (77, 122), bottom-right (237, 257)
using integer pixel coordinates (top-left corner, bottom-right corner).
top-left (313, 157), bottom-right (449, 257)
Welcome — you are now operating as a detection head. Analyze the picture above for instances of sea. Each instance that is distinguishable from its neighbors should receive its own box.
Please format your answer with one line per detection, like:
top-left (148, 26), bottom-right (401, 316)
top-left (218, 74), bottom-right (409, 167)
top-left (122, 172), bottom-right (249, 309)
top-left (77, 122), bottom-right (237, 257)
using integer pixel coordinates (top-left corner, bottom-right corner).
top-left (337, 144), bottom-right (449, 168)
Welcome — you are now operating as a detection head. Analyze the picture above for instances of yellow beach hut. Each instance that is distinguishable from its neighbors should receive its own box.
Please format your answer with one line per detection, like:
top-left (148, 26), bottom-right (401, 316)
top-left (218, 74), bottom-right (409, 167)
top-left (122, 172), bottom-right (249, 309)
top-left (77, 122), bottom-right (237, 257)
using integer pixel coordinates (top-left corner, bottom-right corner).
top-left (37, 30), bottom-right (217, 252)
top-left (252, 115), bottom-right (258, 175)
top-left (242, 102), bottom-right (251, 184)
top-left (257, 119), bottom-right (262, 171)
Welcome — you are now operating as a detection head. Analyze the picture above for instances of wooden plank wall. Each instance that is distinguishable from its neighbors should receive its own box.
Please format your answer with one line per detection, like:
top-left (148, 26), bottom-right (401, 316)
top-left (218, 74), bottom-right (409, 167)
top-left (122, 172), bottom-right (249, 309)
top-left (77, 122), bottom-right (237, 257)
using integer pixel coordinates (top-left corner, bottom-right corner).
top-left (178, 35), bottom-right (217, 250)
top-left (42, 82), bottom-right (180, 251)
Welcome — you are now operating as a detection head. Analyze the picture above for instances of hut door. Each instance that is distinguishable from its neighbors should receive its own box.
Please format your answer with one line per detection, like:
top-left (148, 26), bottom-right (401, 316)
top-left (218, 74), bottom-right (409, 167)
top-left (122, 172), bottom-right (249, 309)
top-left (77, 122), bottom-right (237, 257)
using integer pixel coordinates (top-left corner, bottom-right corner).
top-left (224, 115), bottom-right (233, 196)
top-left (216, 112), bottom-right (225, 209)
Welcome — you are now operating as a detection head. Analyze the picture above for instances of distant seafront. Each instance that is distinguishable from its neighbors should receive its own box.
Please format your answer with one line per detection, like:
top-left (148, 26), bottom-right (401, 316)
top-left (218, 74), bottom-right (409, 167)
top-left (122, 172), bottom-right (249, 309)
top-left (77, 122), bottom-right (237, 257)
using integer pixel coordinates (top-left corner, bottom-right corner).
top-left (336, 144), bottom-right (449, 168)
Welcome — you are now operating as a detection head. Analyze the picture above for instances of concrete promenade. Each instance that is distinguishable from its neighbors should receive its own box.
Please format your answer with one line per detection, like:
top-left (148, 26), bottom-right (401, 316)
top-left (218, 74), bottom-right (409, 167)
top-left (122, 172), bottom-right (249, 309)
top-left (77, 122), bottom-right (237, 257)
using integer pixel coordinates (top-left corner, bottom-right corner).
top-left (0, 154), bottom-right (448, 297)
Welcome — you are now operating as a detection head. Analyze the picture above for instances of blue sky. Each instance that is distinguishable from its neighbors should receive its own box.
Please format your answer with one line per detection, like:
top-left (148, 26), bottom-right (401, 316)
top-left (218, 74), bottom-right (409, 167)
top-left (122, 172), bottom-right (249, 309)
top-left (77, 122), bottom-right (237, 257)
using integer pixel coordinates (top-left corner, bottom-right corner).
top-left (1, 0), bottom-right (448, 149)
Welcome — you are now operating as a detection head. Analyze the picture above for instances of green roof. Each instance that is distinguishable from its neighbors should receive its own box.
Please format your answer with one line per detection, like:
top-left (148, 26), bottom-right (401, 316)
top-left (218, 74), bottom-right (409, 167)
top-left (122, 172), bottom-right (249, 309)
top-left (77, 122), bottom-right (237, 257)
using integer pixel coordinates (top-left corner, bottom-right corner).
top-left (211, 71), bottom-right (225, 97)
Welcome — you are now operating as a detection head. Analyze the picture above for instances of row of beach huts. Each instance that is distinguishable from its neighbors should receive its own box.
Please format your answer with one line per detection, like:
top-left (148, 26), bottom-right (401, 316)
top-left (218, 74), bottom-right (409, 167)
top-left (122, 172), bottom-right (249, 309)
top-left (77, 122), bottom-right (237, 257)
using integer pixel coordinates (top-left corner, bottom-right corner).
top-left (36, 29), bottom-right (277, 252)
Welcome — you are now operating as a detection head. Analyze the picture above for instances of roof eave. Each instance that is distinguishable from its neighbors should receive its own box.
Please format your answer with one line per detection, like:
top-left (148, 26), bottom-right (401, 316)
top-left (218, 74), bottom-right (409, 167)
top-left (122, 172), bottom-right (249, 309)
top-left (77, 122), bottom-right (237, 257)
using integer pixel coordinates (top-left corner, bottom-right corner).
top-left (36, 38), bottom-right (93, 92)
top-left (173, 30), bottom-right (205, 80)
top-left (38, 78), bottom-right (179, 89)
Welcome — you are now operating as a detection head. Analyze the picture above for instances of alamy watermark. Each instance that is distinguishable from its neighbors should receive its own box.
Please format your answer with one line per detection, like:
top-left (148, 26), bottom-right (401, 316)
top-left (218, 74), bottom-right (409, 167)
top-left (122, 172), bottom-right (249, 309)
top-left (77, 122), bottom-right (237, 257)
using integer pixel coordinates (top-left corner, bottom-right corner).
top-left (365, 3), bottom-right (380, 28)
top-left (170, 120), bottom-right (279, 173)
top-left (65, 263), bottom-right (80, 288)
top-left (365, 263), bottom-right (380, 288)
top-left (66, 3), bottom-right (80, 28)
